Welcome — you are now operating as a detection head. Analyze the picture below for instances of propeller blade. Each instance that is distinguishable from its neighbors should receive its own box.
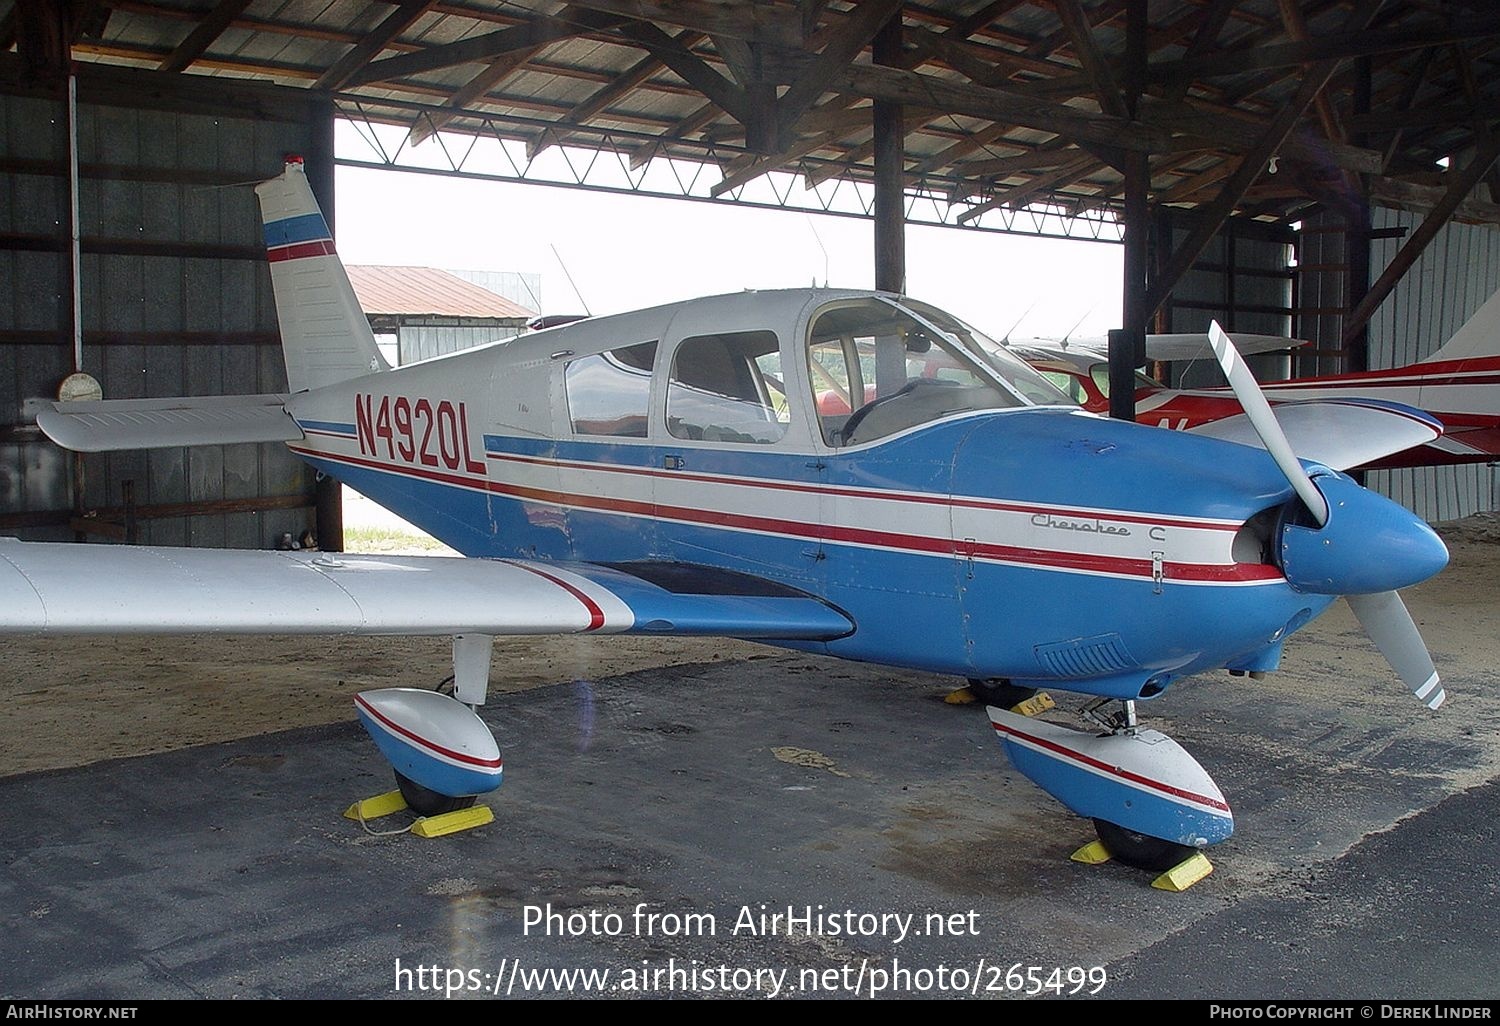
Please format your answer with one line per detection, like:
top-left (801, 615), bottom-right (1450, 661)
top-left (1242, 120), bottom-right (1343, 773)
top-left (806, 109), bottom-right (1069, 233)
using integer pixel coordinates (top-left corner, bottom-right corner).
top-left (1208, 321), bottom-right (1330, 526)
top-left (1346, 591), bottom-right (1444, 709)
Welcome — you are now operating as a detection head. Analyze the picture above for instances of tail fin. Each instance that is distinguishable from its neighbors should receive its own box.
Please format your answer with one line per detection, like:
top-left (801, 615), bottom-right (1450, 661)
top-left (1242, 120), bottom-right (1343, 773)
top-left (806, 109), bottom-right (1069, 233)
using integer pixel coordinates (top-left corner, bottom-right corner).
top-left (1418, 286), bottom-right (1500, 365)
top-left (254, 157), bottom-right (390, 392)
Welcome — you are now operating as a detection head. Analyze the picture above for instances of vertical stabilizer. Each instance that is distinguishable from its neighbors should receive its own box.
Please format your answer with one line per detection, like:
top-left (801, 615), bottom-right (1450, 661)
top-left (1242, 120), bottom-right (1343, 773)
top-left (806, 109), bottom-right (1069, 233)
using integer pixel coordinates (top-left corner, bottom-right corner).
top-left (1417, 286), bottom-right (1500, 365)
top-left (254, 157), bottom-right (390, 392)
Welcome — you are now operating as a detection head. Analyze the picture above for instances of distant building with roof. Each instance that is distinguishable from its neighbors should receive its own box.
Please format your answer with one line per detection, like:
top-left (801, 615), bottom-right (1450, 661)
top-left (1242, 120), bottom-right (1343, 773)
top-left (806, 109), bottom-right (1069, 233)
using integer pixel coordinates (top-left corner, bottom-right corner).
top-left (347, 265), bottom-right (539, 366)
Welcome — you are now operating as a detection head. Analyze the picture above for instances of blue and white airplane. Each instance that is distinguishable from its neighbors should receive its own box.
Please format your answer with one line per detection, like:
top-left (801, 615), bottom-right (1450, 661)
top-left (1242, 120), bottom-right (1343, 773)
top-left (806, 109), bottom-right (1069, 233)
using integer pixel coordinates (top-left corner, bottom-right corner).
top-left (7, 158), bottom-right (1451, 872)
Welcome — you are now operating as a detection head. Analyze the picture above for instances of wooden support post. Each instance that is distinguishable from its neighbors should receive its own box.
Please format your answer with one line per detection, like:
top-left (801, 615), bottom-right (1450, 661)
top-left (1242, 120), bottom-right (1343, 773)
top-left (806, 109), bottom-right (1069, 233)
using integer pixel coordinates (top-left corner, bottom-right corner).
top-left (872, 9), bottom-right (904, 293)
top-left (1110, 0), bottom-right (1148, 423)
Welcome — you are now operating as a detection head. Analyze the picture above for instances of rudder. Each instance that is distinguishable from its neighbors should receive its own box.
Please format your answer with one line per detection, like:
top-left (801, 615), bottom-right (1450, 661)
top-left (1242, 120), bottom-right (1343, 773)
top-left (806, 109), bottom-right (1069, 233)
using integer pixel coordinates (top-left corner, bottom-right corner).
top-left (255, 157), bottom-right (390, 392)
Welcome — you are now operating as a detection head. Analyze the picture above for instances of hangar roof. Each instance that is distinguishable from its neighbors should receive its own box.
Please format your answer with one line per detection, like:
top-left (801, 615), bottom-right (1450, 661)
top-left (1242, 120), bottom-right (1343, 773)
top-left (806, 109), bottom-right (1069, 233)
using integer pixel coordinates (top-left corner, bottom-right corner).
top-left (5, 1), bottom-right (1499, 230)
top-left (348, 264), bottom-right (535, 320)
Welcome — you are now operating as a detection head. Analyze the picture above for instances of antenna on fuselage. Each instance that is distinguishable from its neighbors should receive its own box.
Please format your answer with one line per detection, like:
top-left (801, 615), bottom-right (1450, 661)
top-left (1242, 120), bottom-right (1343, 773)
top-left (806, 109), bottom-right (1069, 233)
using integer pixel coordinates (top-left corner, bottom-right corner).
top-left (999, 303), bottom-right (1036, 345)
top-left (551, 243), bottom-right (592, 317)
top-left (1060, 306), bottom-right (1095, 346)
top-left (804, 215), bottom-right (830, 287)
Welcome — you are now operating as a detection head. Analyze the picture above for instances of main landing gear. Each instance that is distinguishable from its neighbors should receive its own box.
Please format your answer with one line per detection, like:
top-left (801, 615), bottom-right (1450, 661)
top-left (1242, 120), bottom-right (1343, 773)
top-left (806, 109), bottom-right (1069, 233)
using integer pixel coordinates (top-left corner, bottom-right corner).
top-left (985, 695), bottom-right (1233, 886)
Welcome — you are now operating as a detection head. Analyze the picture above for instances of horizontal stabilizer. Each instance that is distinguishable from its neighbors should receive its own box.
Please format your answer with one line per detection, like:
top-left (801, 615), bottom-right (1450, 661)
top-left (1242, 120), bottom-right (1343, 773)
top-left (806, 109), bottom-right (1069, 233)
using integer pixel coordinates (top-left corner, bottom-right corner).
top-left (1187, 398), bottom-right (1443, 471)
top-left (36, 394), bottom-right (300, 452)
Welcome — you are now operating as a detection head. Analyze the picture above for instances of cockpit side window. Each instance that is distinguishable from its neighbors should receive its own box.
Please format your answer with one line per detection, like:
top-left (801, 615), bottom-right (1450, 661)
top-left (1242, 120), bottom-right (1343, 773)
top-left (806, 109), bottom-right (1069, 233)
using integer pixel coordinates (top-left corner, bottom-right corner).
top-left (565, 341), bottom-right (658, 438)
top-left (666, 330), bottom-right (787, 444)
top-left (807, 301), bottom-right (1023, 447)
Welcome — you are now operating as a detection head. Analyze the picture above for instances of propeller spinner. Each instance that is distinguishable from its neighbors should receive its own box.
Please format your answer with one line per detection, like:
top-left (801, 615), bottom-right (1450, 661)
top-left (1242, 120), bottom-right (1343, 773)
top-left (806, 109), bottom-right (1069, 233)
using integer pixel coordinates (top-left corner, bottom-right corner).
top-left (1207, 322), bottom-right (1449, 709)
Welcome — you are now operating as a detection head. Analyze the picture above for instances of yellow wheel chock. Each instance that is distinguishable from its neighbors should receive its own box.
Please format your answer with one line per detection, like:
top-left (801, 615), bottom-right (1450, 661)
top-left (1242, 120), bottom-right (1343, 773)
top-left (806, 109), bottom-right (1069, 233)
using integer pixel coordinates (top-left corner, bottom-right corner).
top-left (343, 789), bottom-right (494, 838)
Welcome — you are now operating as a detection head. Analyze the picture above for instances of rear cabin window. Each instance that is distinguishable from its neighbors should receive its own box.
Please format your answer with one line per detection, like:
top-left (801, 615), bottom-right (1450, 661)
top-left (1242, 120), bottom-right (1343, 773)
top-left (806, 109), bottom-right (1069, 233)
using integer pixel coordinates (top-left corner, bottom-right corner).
top-left (666, 331), bottom-right (787, 444)
top-left (565, 341), bottom-right (657, 438)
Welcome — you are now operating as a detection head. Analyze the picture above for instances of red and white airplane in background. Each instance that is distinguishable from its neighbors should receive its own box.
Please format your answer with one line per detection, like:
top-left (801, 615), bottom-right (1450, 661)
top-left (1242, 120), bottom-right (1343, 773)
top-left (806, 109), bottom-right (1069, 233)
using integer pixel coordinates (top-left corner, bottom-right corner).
top-left (1010, 296), bottom-right (1500, 470)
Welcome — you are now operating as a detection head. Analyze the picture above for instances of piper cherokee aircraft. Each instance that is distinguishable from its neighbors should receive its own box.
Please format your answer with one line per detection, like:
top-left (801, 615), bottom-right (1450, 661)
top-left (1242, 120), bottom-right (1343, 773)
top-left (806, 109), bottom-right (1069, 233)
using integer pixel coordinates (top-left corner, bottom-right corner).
top-left (1011, 297), bottom-right (1500, 470)
top-left (2, 158), bottom-right (1453, 873)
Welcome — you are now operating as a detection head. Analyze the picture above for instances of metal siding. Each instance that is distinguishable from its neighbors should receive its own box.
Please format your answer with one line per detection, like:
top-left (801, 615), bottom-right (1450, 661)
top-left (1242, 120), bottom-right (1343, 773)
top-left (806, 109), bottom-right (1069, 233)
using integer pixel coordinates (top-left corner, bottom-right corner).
top-left (1365, 205), bottom-right (1500, 521)
top-left (0, 70), bottom-right (319, 545)
top-left (1169, 225), bottom-right (1293, 388)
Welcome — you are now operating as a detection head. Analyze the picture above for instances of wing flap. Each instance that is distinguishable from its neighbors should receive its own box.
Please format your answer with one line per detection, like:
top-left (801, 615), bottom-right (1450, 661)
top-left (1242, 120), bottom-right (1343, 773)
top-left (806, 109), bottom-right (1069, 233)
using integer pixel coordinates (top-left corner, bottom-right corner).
top-left (37, 394), bottom-right (301, 452)
top-left (0, 543), bottom-right (851, 641)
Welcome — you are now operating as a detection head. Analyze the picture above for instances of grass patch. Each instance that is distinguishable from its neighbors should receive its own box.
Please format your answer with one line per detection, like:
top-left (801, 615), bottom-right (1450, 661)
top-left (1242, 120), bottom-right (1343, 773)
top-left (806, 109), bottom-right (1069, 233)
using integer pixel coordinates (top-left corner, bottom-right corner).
top-left (342, 524), bottom-right (452, 554)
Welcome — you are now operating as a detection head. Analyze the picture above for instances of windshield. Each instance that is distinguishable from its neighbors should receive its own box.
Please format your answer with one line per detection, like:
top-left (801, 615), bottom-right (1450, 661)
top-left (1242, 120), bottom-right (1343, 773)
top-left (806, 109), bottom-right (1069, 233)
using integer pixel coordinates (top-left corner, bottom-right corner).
top-left (808, 299), bottom-right (1037, 447)
top-left (899, 299), bottom-right (1074, 407)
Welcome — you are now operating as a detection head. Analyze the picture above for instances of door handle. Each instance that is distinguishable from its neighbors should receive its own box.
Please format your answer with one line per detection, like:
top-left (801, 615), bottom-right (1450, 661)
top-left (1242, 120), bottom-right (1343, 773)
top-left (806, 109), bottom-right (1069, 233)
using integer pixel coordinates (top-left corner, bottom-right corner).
top-left (663, 454), bottom-right (685, 470)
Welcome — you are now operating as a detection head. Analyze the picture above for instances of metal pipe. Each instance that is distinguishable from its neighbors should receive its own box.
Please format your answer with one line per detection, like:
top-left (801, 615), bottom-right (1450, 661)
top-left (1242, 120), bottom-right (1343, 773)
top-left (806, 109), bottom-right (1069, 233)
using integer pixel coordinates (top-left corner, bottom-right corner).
top-left (66, 70), bottom-right (82, 373)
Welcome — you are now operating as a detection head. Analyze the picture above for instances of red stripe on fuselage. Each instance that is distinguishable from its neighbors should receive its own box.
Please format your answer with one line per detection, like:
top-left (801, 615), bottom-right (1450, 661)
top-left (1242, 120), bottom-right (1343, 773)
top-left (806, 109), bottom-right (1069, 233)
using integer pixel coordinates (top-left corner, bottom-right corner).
top-left (484, 451), bottom-right (1244, 534)
top-left (288, 443), bottom-right (1281, 585)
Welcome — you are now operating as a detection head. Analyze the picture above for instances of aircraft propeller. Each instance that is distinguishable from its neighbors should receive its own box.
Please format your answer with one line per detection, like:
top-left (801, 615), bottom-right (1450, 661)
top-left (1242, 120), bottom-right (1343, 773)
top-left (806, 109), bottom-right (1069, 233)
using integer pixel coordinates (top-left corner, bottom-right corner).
top-left (1207, 322), bottom-right (1446, 710)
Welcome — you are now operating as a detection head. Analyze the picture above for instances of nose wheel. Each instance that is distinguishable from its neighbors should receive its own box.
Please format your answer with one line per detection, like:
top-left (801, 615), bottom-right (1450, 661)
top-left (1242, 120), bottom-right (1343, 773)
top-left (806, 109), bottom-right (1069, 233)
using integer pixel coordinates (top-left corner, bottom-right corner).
top-left (1091, 818), bottom-right (1198, 872)
top-left (966, 678), bottom-right (1037, 708)
top-left (394, 770), bottom-right (480, 818)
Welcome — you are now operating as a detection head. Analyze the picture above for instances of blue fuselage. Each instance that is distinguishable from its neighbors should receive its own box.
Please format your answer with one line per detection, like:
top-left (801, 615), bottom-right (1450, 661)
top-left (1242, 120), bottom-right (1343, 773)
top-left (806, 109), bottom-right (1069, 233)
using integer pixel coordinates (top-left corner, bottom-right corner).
top-left (293, 403), bottom-right (1339, 701)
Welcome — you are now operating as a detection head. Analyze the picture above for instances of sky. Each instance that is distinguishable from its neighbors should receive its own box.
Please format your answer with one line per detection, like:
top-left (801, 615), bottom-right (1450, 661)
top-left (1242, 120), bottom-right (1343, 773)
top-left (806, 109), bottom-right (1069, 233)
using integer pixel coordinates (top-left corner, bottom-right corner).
top-left (332, 133), bottom-right (1125, 342)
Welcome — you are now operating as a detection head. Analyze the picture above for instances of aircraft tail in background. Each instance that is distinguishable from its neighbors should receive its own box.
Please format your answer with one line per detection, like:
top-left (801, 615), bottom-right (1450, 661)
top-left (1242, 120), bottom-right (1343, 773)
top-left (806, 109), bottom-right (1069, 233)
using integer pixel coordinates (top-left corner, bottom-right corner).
top-left (1416, 287), bottom-right (1500, 366)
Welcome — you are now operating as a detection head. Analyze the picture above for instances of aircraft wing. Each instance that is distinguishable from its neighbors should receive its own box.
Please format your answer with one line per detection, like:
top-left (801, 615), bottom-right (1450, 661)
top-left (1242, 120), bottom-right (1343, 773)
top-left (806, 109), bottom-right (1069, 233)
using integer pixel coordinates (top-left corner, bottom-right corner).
top-left (1141, 333), bottom-right (1309, 362)
top-left (1187, 398), bottom-right (1444, 471)
top-left (0, 541), bottom-right (852, 640)
top-left (1040, 333), bottom-right (1308, 362)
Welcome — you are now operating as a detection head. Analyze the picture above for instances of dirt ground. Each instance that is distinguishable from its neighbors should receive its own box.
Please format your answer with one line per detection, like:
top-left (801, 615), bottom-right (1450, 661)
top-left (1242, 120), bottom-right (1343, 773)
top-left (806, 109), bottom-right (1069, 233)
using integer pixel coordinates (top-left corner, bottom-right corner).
top-left (1, 512), bottom-right (1495, 779)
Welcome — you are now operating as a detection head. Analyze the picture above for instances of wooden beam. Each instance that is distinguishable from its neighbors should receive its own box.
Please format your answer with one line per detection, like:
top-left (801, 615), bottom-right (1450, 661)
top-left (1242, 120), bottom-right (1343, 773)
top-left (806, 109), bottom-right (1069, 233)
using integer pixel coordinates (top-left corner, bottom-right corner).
top-left (1343, 133), bottom-right (1500, 344)
top-left (528, 30), bottom-right (706, 159)
top-left (315, 0), bottom-right (434, 91)
top-left (1369, 174), bottom-right (1500, 227)
top-left (837, 63), bottom-right (1170, 153)
top-left (1276, 0), bottom-right (1345, 144)
top-left (950, 143), bottom-right (1074, 178)
top-left (626, 100), bottom-right (721, 168)
top-left (1165, 0), bottom-right (1235, 101)
top-left (958, 153), bottom-right (1098, 222)
top-left (1144, 25), bottom-right (1363, 320)
top-left (350, 7), bottom-right (624, 87)
top-left (157, 0), bottom-right (251, 73)
top-left (1346, 103), bottom-right (1500, 136)
top-left (775, 0), bottom-right (902, 147)
top-left (873, 11), bottom-right (905, 294)
top-left (560, 0), bottom-right (803, 47)
top-left (908, 123), bottom-right (1015, 178)
top-left (709, 128), bottom-right (845, 196)
top-left (408, 44), bottom-right (548, 144)
top-left (621, 20), bottom-right (749, 123)
top-left (1157, 157), bottom-right (1240, 204)
top-left (1150, 15), bottom-right (1500, 82)
top-left (1140, 98), bottom-right (1385, 174)
top-left (1050, 0), bottom-right (1127, 118)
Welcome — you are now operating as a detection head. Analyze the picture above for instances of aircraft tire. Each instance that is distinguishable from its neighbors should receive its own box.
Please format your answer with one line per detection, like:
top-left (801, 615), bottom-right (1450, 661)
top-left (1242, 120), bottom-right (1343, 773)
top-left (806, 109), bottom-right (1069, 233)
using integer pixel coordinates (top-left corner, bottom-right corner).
top-left (395, 770), bottom-right (479, 817)
top-left (966, 678), bottom-right (1037, 709)
top-left (1092, 818), bottom-right (1197, 872)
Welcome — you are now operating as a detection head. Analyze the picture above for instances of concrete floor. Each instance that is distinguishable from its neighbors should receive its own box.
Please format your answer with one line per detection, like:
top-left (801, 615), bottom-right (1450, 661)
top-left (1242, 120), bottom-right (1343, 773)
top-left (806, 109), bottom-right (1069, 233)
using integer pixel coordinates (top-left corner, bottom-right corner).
top-left (3, 624), bottom-right (1498, 1000)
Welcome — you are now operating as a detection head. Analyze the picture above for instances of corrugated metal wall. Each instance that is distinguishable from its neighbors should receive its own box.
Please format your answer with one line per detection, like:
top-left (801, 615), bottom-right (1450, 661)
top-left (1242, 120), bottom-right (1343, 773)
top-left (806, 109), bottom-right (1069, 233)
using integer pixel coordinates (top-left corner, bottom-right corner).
top-left (396, 317), bottom-right (525, 365)
top-left (0, 68), bottom-right (328, 546)
top-left (1161, 216), bottom-right (1296, 388)
top-left (1297, 208), bottom-right (1500, 521)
